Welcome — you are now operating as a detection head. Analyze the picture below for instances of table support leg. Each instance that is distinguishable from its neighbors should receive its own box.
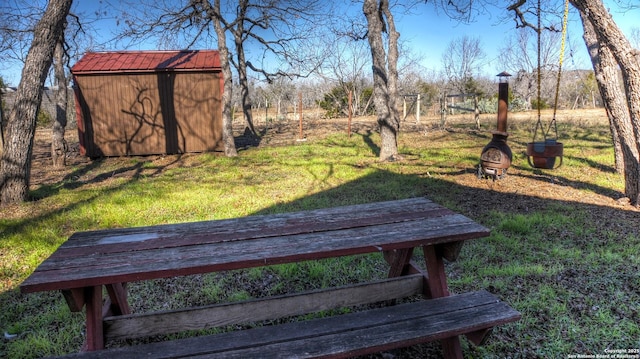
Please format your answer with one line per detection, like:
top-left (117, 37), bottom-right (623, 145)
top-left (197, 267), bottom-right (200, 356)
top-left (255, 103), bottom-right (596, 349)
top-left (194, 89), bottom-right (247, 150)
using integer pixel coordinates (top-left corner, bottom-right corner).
top-left (84, 285), bottom-right (104, 351)
top-left (61, 288), bottom-right (85, 312)
top-left (423, 245), bottom-right (449, 297)
top-left (423, 245), bottom-right (462, 359)
top-left (384, 248), bottom-right (414, 278)
top-left (105, 283), bottom-right (130, 316)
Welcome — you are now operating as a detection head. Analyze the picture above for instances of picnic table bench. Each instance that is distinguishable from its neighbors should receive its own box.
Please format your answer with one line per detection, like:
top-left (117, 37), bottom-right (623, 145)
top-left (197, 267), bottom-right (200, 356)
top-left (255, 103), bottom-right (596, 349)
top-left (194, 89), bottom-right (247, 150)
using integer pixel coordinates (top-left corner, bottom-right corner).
top-left (20, 197), bottom-right (520, 358)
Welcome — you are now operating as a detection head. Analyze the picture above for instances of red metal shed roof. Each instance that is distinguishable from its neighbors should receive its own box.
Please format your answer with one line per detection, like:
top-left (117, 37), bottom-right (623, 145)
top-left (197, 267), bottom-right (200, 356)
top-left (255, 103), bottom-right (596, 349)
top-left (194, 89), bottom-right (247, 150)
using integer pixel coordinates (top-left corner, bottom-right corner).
top-left (71, 50), bottom-right (221, 74)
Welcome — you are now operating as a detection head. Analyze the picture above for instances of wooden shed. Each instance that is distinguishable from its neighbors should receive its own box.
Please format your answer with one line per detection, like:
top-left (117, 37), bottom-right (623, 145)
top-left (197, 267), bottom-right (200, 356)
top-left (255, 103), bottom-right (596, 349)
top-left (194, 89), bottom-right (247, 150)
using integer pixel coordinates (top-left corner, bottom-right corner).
top-left (71, 50), bottom-right (223, 157)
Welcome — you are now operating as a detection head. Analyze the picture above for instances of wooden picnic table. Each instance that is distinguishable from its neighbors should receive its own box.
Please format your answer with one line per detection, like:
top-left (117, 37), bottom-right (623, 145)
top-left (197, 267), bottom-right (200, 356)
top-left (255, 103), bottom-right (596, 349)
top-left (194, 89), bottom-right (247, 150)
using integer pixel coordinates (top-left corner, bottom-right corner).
top-left (20, 197), bottom-right (520, 358)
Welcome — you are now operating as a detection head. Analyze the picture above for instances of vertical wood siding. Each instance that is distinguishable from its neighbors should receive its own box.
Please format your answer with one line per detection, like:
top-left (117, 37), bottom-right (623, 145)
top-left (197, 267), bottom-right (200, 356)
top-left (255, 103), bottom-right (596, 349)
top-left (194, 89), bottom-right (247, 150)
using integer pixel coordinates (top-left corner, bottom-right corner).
top-left (74, 71), bottom-right (222, 157)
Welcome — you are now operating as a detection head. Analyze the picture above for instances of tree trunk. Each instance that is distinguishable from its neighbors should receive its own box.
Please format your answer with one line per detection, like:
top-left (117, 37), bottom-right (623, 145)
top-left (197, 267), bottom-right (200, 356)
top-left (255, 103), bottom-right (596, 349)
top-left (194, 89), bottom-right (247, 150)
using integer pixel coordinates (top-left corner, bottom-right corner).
top-left (237, 48), bottom-right (257, 137)
top-left (572, 0), bottom-right (640, 206)
top-left (580, 9), bottom-right (639, 200)
top-left (606, 107), bottom-right (626, 175)
top-left (200, 0), bottom-right (237, 157)
top-left (52, 37), bottom-right (68, 168)
top-left (381, 2), bottom-right (401, 158)
top-left (580, 14), bottom-right (626, 173)
top-left (363, 0), bottom-right (400, 161)
top-left (0, 0), bottom-right (72, 206)
top-left (232, 2), bottom-right (257, 137)
top-left (214, 1), bottom-right (237, 157)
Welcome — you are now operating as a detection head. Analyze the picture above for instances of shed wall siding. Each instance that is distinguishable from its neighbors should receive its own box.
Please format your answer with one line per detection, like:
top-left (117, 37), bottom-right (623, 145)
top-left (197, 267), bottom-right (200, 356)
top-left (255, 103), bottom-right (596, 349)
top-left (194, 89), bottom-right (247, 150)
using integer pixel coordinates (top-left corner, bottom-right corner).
top-left (75, 71), bottom-right (222, 157)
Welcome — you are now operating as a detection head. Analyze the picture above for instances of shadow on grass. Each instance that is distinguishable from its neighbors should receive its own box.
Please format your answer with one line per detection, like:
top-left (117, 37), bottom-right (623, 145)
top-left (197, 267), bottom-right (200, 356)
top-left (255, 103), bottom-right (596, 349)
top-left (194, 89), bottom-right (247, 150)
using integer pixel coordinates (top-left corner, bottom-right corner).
top-left (562, 153), bottom-right (618, 174)
top-left (29, 154), bottom-right (188, 202)
top-left (3, 154), bottom-right (192, 249)
top-left (509, 164), bottom-right (624, 201)
top-left (361, 130), bottom-right (381, 157)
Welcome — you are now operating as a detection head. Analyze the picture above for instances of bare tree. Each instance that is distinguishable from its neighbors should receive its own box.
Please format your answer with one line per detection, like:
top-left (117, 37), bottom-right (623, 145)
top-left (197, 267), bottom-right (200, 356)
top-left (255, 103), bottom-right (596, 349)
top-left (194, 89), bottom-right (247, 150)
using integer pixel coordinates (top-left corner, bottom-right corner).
top-left (2, 2), bottom-right (99, 170)
top-left (363, 0), bottom-right (401, 161)
top-left (0, 0), bottom-right (73, 205)
top-left (231, 0), bottom-right (257, 137)
top-left (315, 32), bottom-right (372, 117)
top-left (0, 1), bottom-right (45, 161)
top-left (276, 79), bottom-right (298, 119)
top-left (226, 1), bottom-right (329, 136)
top-left (499, 28), bottom-right (562, 109)
top-left (0, 1), bottom-right (43, 70)
top-left (318, 4), bottom-right (425, 120)
top-left (441, 36), bottom-right (486, 94)
top-left (571, 70), bottom-right (600, 109)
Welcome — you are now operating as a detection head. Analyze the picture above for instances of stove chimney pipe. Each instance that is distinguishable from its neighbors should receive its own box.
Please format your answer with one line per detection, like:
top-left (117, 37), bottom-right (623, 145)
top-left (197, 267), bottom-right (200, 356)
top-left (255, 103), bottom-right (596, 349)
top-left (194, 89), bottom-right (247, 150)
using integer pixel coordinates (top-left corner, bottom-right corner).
top-left (497, 76), bottom-right (509, 134)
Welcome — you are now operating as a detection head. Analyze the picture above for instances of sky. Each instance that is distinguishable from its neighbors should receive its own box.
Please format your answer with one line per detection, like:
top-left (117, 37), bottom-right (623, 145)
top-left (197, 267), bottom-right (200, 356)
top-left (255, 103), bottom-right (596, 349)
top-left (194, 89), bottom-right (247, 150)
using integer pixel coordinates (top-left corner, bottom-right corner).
top-left (0, 0), bottom-right (638, 87)
top-left (397, 1), bottom-right (639, 77)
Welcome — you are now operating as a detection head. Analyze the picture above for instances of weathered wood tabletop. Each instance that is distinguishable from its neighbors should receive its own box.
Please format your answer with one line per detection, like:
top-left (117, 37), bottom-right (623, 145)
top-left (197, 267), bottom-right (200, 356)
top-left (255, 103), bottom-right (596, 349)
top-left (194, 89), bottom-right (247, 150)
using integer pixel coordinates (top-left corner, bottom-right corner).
top-left (21, 197), bottom-right (489, 293)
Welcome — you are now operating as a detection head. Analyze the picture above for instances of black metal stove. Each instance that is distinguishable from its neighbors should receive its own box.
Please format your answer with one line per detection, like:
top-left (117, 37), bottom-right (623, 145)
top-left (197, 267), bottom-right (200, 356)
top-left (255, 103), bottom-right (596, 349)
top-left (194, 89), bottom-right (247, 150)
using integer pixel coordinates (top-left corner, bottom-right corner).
top-left (478, 72), bottom-right (513, 180)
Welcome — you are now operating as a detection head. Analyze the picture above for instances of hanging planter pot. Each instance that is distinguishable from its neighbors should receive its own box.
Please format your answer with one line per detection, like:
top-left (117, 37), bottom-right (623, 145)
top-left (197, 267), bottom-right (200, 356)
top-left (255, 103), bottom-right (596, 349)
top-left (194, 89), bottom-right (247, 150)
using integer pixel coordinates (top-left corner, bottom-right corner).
top-left (526, 139), bottom-right (563, 169)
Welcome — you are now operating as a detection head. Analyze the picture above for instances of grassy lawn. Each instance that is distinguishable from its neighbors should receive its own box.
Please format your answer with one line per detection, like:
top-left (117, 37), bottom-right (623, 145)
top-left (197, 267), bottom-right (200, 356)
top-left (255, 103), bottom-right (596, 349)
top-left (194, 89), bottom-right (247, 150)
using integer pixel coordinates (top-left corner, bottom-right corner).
top-left (1, 109), bottom-right (639, 358)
